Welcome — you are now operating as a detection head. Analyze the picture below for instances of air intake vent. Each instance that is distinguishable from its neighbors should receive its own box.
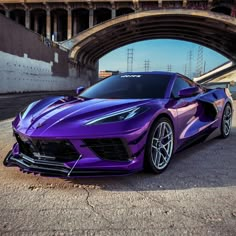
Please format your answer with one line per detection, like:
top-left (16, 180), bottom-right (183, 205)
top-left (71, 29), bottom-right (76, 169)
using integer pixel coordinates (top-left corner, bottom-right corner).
top-left (83, 138), bottom-right (130, 161)
top-left (15, 133), bottom-right (79, 162)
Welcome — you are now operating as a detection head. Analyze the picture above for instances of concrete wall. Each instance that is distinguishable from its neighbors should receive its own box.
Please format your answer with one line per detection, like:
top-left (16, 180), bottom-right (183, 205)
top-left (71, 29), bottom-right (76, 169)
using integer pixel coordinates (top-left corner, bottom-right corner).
top-left (0, 51), bottom-right (89, 93)
top-left (0, 14), bottom-right (97, 93)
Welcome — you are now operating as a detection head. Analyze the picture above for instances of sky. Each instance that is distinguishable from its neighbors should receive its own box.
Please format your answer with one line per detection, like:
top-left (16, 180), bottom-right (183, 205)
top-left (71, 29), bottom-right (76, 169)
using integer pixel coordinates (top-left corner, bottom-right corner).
top-left (99, 39), bottom-right (228, 77)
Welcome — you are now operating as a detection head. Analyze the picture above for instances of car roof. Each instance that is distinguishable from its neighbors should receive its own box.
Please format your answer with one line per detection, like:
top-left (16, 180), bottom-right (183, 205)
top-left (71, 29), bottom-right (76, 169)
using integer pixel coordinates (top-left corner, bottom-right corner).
top-left (120, 71), bottom-right (193, 81)
top-left (120, 71), bottom-right (178, 77)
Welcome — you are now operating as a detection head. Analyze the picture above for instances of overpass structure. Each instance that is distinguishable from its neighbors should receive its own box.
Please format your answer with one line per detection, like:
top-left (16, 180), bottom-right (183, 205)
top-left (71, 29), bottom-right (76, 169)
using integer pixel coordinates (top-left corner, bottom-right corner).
top-left (1, 0), bottom-right (236, 92)
top-left (0, 0), bottom-right (235, 41)
top-left (194, 61), bottom-right (236, 98)
top-left (61, 10), bottom-right (236, 66)
top-left (194, 62), bottom-right (236, 83)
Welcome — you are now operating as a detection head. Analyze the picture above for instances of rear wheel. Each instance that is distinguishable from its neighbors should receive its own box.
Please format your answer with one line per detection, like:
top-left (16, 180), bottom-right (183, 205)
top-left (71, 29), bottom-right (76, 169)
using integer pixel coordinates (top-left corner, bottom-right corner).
top-left (145, 117), bottom-right (174, 174)
top-left (220, 103), bottom-right (232, 138)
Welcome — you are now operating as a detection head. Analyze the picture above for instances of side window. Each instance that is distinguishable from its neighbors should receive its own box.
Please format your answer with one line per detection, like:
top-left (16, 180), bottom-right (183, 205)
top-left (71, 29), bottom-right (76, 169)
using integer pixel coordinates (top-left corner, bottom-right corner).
top-left (172, 77), bottom-right (193, 98)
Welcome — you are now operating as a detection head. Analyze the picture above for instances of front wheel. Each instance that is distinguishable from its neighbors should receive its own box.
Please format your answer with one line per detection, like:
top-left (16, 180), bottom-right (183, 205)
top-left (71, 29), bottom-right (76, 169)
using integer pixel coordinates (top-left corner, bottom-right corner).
top-left (145, 117), bottom-right (174, 174)
top-left (220, 103), bottom-right (232, 139)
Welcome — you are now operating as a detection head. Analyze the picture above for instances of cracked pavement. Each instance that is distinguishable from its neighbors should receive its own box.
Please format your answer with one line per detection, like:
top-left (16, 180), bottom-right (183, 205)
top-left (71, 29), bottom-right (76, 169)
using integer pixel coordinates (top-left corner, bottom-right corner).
top-left (0, 93), bottom-right (235, 235)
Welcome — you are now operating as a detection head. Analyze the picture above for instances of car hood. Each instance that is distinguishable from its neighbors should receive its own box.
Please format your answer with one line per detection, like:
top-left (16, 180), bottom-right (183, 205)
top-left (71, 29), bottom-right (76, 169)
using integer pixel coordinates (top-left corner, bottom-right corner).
top-left (14, 96), bottom-right (154, 137)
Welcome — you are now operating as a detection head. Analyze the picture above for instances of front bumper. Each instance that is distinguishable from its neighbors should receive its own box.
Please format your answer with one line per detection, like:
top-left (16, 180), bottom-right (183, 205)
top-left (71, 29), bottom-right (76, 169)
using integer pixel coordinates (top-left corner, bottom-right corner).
top-left (4, 123), bottom-right (148, 177)
top-left (4, 151), bottom-right (139, 177)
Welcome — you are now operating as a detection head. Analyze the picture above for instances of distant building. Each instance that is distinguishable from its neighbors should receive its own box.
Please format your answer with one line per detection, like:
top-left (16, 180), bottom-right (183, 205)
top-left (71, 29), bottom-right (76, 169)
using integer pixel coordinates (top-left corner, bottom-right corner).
top-left (99, 70), bottom-right (120, 79)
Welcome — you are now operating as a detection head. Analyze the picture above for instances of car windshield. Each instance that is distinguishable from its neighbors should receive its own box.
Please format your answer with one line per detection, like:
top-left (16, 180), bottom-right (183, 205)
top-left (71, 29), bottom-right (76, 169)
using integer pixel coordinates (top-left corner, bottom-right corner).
top-left (80, 74), bottom-right (172, 99)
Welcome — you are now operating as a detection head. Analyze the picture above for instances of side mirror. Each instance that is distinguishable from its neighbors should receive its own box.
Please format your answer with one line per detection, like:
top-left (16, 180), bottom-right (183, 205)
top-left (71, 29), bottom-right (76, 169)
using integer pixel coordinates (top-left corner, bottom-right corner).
top-left (178, 86), bottom-right (201, 98)
top-left (76, 86), bottom-right (85, 95)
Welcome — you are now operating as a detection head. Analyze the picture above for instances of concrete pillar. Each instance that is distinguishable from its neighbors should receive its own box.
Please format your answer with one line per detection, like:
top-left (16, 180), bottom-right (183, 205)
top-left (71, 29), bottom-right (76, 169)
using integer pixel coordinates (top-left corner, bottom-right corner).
top-left (67, 8), bottom-right (72, 39)
top-left (16, 14), bottom-right (20, 24)
top-left (34, 14), bottom-right (38, 33)
top-left (183, 0), bottom-right (187, 8)
top-left (46, 8), bottom-right (51, 39)
top-left (89, 8), bottom-right (94, 28)
top-left (73, 13), bottom-right (77, 36)
top-left (53, 13), bottom-right (58, 41)
top-left (112, 8), bottom-right (116, 19)
top-left (5, 9), bottom-right (9, 18)
top-left (208, 0), bottom-right (213, 8)
top-left (25, 9), bottom-right (30, 28)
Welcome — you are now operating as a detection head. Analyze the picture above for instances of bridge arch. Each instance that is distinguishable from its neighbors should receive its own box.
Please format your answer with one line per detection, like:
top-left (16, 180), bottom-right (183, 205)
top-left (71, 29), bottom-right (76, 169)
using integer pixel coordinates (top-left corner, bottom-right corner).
top-left (61, 10), bottom-right (236, 66)
top-left (10, 9), bottom-right (25, 26)
top-left (51, 8), bottom-right (68, 41)
top-left (116, 8), bottom-right (135, 17)
top-left (30, 9), bottom-right (46, 36)
top-left (94, 8), bottom-right (112, 25)
top-left (72, 8), bottom-right (89, 35)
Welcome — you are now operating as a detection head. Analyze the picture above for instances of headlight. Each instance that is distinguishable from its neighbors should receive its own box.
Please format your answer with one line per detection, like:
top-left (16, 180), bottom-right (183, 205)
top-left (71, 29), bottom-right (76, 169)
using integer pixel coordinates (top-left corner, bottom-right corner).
top-left (86, 106), bottom-right (148, 125)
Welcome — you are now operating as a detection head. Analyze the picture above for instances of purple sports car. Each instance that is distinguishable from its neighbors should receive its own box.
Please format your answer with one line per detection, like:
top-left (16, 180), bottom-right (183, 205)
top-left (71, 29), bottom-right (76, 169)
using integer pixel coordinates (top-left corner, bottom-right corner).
top-left (4, 72), bottom-right (233, 177)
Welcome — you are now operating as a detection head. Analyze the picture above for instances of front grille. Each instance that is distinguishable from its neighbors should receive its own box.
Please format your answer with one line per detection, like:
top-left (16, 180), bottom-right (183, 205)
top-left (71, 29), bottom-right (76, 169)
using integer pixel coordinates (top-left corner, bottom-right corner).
top-left (15, 133), bottom-right (79, 162)
top-left (83, 138), bottom-right (130, 161)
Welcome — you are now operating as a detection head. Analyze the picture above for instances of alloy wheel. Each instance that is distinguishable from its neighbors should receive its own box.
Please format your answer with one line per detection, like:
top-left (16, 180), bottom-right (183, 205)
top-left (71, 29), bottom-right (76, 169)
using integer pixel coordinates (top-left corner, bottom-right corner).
top-left (151, 121), bottom-right (174, 170)
top-left (223, 105), bottom-right (232, 137)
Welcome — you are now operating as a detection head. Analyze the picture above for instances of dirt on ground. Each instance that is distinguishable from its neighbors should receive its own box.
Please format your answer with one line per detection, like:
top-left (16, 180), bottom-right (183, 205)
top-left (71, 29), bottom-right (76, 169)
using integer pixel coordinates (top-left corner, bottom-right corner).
top-left (0, 93), bottom-right (235, 236)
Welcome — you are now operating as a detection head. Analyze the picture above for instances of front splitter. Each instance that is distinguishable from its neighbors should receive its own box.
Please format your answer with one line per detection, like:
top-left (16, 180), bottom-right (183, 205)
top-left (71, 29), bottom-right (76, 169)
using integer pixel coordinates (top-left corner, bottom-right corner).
top-left (3, 151), bottom-right (139, 177)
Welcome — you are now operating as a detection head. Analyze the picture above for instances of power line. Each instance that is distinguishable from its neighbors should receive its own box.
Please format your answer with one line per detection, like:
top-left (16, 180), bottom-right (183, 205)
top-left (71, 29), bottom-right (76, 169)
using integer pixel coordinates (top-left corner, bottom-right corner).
top-left (184, 64), bottom-right (187, 75)
top-left (144, 60), bottom-right (150, 72)
top-left (127, 48), bottom-right (134, 72)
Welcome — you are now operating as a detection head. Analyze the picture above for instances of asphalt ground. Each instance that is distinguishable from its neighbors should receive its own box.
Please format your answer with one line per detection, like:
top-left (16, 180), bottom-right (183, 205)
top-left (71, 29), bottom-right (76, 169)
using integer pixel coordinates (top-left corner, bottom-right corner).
top-left (0, 93), bottom-right (235, 236)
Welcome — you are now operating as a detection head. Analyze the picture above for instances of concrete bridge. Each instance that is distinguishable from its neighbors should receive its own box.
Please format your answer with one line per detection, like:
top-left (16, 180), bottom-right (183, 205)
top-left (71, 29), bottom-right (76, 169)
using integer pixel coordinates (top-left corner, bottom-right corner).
top-left (61, 10), bottom-right (236, 66)
top-left (1, 1), bottom-right (236, 92)
top-left (0, 0), bottom-right (235, 41)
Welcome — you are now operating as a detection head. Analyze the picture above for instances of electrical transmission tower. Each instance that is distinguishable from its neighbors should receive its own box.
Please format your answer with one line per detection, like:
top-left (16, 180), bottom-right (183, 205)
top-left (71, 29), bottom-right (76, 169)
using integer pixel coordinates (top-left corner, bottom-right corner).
top-left (167, 64), bottom-right (172, 72)
top-left (203, 61), bottom-right (206, 74)
top-left (196, 46), bottom-right (204, 77)
top-left (144, 60), bottom-right (150, 72)
top-left (127, 48), bottom-right (134, 72)
top-left (187, 50), bottom-right (193, 79)
top-left (184, 64), bottom-right (187, 75)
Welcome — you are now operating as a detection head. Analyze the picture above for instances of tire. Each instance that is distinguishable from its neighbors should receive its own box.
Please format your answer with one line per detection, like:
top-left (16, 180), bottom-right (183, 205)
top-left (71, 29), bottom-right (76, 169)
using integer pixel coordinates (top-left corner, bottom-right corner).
top-left (220, 103), bottom-right (232, 139)
top-left (145, 117), bottom-right (174, 174)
